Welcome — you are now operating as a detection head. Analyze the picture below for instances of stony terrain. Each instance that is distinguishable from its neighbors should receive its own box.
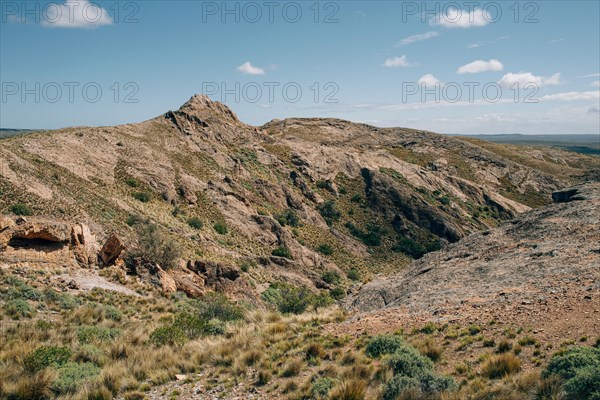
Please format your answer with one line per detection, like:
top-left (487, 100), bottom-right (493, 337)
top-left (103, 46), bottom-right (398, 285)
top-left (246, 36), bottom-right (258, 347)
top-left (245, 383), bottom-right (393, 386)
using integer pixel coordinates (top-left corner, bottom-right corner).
top-left (1, 95), bottom-right (598, 302)
top-left (1, 95), bottom-right (599, 400)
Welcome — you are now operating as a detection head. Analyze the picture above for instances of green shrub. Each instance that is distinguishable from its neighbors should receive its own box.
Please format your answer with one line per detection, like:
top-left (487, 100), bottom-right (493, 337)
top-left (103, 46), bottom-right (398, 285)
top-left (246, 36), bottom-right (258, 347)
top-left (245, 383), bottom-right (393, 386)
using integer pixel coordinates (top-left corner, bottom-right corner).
top-left (346, 222), bottom-right (383, 246)
top-left (4, 299), bottom-right (34, 319)
top-left (204, 319), bottom-right (226, 336)
top-left (10, 203), bottom-right (32, 216)
top-left (3, 277), bottom-right (42, 301)
top-left (77, 326), bottom-right (120, 344)
top-left (149, 325), bottom-right (187, 347)
top-left (24, 346), bottom-right (72, 373)
top-left (52, 362), bottom-right (100, 394)
top-left (365, 335), bottom-right (406, 358)
top-left (383, 346), bottom-right (456, 399)
top-left (350, 194), bottom-right (363, 203)
top-left (392, 237), bottom-right (426, 259)
top-left (312, 377), bottom-right (336, 399)
top-left (125, 178), bottom-right (139, 187)
top-left (330, 287), bottom-right (346, 300)
top-left (272, 246), bottom-right (293, 259)
top-left (213, 222), bottom-right (228, 234)
top-left (317, 244), bottom-right (334, 256)
top-left (103, 305), bottom-right (123, 322)
top-left (387, 346), bottom-right (434, 377)
top-left (543, 346), bottom-right (600, 381)
top-left (383, 375), bottom-right (420, 400)
top-left (43, 288), bottom-right (80, 310)
top-left (172, 312), bottom-right (208, 340)
top-left (312, 292), bottom-right (335, 310)
top-left (193, 293), bottom-right (245, 322)
top-left (275, 209), bottom-right (300, 227)
top-left (318, 200), bottom-right (341, 225)
top-left (126, 214), bottom-right (143, 226)
top-left (128, 219), bottom-right (181, 270)
top-left (132, 192), bottom-right (150, 202)
top-left (187, 217), bottom-right (203, 229)
top-left (420, 322), bottom-right (437, 334)
top-left (347, 268), bottom-right (361, 281)
top-left (563, 365), bottom-right (600, 400)
top-left (263, 284), bottom-right (313, 314)
top-left (322, 271), bottom-right (340, 285)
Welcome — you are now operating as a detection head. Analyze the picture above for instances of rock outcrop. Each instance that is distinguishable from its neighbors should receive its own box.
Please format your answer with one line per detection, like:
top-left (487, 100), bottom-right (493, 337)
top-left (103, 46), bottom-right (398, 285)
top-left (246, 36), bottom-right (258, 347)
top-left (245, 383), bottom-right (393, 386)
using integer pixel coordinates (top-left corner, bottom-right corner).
top-left (346, 182), bottom-right (600, 314)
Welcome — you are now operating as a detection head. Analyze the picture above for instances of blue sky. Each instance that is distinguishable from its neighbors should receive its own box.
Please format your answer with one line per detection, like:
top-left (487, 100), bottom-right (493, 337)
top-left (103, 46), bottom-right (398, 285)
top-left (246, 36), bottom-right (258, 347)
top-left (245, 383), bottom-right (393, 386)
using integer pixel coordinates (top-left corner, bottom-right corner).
top-left (1, 0), bottom-right (599, 134)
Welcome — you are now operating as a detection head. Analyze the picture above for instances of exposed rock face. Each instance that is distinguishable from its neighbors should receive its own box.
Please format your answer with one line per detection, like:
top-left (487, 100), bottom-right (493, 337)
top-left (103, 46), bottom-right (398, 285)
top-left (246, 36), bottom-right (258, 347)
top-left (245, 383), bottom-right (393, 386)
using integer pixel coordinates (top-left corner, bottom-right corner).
top-left (346, 182), bottom-right (600, 314)
top-left (0, 217), bottom-right (98, 268)
top-left (100, 234), bottom-right (125, 266)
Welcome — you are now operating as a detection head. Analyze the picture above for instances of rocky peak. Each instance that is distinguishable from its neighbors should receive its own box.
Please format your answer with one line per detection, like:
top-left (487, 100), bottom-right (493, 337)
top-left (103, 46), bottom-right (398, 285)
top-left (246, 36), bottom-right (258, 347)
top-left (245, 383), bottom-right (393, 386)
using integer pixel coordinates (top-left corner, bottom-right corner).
top-left (177, 94), bottom-right (240, 124)
top-left (163, 94), bottom-right (250, 139)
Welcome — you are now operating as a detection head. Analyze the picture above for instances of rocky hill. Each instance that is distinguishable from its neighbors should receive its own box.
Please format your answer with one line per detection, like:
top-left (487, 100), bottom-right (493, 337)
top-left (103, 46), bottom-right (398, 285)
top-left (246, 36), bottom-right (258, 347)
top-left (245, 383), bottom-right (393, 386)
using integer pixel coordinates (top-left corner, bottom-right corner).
top-left (2, 95), bottom-right (600, 400)
top-left (1, 95), bottom-right (599, 302)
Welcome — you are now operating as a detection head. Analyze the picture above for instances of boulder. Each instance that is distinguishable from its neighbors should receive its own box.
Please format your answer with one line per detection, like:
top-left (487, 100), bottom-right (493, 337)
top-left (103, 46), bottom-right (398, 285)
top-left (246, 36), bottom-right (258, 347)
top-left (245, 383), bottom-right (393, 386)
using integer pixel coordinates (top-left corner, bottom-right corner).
top-left (158, 269), bottom-right (177, 294)
top-left (100, 234), bottom-right (125, 266)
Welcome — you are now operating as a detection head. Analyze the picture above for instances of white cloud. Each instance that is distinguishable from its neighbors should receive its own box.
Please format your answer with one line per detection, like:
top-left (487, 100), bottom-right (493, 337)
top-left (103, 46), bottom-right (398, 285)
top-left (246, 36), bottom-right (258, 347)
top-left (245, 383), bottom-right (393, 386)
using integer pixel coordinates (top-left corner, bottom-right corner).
top-left (42, 0), bottom-right (113, 29)
top-left (498, 72), bottom-right (561, 87)
top-left (549, 38), bottom-right (565, 44)
top-left (540, 91), bottom-right (600, 101)
top-left (418, 74), bottom-right (442, 88)
top-left (396, 31), bottom-right (439, 47)
top-left (591, 81), bottom-right (600, 87)
top-left (236, 62), bottom-right (266, 75)
top-left (457, 59), bottom-right (503, 74)
top-left (382, 56), bottom-right (411, 68)
top-left (543, 73), bottom-right (562, 86)
top-left (431, 8), bottom-right (490, 29)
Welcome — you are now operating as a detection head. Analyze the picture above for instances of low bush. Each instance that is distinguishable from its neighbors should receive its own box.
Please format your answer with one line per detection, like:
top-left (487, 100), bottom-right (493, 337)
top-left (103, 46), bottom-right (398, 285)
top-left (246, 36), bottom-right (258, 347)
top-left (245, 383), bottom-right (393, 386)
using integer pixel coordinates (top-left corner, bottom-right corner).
top-left (312, 377), bottom-right (335, 399)
top-left (317, 244), bottom-right (334, 256)
top-left (192, 292), bottom-right (245, 322)
top-left (321, 271), bottom-right (340, 284)
top-left (52, 362), bottom-right (100, 394)
top-left (347, 267), bottom-right (361, 281)
top-left (4, 299), bottom-right (35, 319)
top-left (10, 203), bottom-right (32, 216)
top-left (272, 246), bottom-right (293, 259)
top-left (543, 346), bottom-right (600, 381)
top-left (392, 237), bottom-right (426, 259)
top-left (318, 200), bottom-right (342, 225)
top-left (132, 192), bottom-right (150, 202)
top-left (77, 326), bottom-right (121, 344)
top-left (149, 325), bottom-right (187, 347)
top-left (187, 217), bottom-right (203, 229)
top-left (128, 219), bottom-right (181, 270)
top-left (213, 222), bottom-right (228, 235)
top-left (346, 222), bottom-right (383, 246)
top-left (276, 209), bottom-right (300, 227)
top-left (262, 284), bottom-right (313, 314)
top-left (24, 346), bottom-right (72, 373)
top-left (366, 334), bottom-right (406, 358)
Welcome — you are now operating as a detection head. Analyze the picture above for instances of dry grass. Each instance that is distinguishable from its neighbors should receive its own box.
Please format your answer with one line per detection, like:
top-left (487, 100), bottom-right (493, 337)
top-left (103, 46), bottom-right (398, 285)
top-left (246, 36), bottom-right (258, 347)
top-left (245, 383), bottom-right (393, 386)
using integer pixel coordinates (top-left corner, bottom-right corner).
top-left (481, 353), bottom-right (522, 379)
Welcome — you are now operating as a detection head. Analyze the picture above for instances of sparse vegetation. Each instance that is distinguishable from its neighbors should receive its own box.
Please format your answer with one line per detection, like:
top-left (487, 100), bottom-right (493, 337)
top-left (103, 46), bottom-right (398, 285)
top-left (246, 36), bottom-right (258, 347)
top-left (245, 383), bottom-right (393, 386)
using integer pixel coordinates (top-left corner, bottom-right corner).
top-left (213, 221), bottom-right (228, 234)
top-left (9, 203), bottom-right (32, 216)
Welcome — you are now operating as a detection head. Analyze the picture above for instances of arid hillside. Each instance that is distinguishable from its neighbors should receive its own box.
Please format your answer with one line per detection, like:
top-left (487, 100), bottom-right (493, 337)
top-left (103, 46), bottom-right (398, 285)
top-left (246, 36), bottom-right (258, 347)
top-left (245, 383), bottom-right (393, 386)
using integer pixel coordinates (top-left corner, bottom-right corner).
top-left (1, 95), bottom-right (598, 303)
